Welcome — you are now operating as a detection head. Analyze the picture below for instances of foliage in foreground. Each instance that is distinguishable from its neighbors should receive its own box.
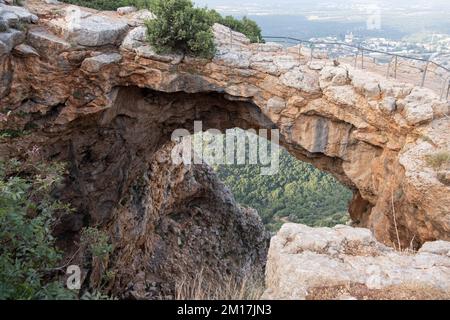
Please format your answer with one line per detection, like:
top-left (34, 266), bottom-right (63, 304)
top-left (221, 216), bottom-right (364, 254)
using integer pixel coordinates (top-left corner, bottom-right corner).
top-left (0, 158), bottom-right (75, 299)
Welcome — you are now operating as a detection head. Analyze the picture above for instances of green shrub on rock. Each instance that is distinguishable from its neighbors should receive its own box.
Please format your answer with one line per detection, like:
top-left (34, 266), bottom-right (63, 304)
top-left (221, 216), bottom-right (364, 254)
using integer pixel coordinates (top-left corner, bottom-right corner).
top-left (61, 0), bottom-right (263, 58)
top-left (61, 0), bottom-right (128, 10)
top-left (145, 0), bottom-right (216, 58)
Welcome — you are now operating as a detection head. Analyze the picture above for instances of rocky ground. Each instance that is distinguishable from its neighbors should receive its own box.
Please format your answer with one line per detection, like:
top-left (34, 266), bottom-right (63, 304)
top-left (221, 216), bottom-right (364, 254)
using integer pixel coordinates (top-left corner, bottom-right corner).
top-left (264, 223), bottom-right (450, 300)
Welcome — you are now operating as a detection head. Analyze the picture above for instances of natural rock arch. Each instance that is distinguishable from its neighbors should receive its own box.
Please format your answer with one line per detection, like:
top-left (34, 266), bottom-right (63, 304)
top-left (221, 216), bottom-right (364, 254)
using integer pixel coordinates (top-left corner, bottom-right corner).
top-left (1, 1), bottom-right (449, 254)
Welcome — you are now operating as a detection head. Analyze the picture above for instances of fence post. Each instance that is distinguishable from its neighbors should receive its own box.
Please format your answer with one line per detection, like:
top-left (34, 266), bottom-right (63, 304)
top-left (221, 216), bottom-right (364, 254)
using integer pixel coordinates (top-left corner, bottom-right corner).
top-left (446, 81), bottom-right (450, 101)
top-left (394, 56), bottom-right (398, 79)
top-left (310, 44), bottom-right (314, 62)
top-left (421, 61), bottom-right (429, 87)
top-left (441, 76), bottom-right (450, 101)
top-left (230, 29), bottom-right (233, 51)
top-left (354, 52), bottom-right (358, 68)
top-left (386, 58), bottom-right (391, 78)
top-left (338, 44), bottom-right (342, 62)
top-left (361, 47), bottom-right (364, 69)
top-left (298, 43), bottom-right (302, 63)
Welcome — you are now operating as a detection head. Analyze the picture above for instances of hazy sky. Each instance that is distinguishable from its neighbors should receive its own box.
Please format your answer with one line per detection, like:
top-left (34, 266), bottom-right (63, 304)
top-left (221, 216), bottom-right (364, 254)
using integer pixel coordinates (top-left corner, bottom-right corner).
top-left (195, 0), bottom-right (450, 6)
top-left (194, 0), bottom-right (450, 37)
top-left (194, 0), bottom-right (450, 13)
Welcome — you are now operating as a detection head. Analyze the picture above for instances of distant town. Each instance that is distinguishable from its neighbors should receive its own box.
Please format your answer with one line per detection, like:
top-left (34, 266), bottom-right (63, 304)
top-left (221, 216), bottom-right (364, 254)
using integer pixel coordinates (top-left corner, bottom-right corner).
top-left (309, 33), bottom-right (450, 67)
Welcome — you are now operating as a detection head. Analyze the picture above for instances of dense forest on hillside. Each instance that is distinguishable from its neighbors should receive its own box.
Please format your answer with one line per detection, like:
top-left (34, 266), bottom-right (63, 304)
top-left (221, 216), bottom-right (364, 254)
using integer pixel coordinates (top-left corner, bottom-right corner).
top-left (214, 151), bottom-right (352, 231)
top-left (196, 130), bottom-right (353, 232)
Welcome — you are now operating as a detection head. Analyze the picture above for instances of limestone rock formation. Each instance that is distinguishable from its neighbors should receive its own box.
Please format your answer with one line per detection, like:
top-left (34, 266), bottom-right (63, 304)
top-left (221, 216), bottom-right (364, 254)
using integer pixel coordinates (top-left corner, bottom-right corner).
top-left (0, 1), bottom-right (450, 296)
top-left (264, 223), bottom-right (450, 300)
top-left (91, 143), bottom-right (269, 299)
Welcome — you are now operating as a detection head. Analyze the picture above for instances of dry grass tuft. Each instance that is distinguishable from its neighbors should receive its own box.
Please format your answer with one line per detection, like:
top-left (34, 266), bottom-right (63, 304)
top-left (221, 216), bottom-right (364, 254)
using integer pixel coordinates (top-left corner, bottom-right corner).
top-left (175, 268), bottom-right (265, 300)
top-left (307, 282), bottom-right (450, 300)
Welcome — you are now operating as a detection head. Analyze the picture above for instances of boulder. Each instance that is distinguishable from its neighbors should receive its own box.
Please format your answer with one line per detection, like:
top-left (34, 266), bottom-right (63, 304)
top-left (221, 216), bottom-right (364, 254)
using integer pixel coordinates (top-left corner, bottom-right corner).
top-left (127, 9), bottom-right (155, 26)
top-left (27, 27), bottom-right (71, 54)
top-left (121, 26), bottom-right (146, 50)
top-left (213, 23), bottom-right (250, 46)
top-left (399, 87), bottom-right (436, 125)
top-left (0, 4), bottom-right (38, 25)
top-left (420, 240), bottom-right (450, 255)
top-left (254, 42), bottom-right (283, 53)
top-left (379, 96), bottom-right (397, 114)
top-left (13, 43), bottom-right (39, 57)
top-left (135, 45), bottom-right (183, 64)
top-left (50, 8), bottom-right (129, 47)
top-left (0, 28), bottom-right (25, 55)
top-left (403, 102), bottom-right (434, 125)
top-left (281, 67), bottom-right (321, 94)
top-left (117, 6), bottom-right (137, 15)
top-left (273, 54), bottom-right (299, 72)
top-left (350, 68), bottom-right (382, 99)
top-left (81, 53), bottom-right (122, 73)
top-left (266, 96), bottom-right (286, 114)
top-left (214, 50), bottom-right (251, 69)
top-left (263, 223), bottom-right (450, 300)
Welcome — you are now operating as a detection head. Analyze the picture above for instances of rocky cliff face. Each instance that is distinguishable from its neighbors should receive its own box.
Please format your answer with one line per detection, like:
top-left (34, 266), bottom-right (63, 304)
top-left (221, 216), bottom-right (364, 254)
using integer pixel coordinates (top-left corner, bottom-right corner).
top-left (99, 143), bottom-right (268, 299)
top-left (1, 1), bottom-right (450, 296)
top-left (264, 224), bottom-right (450, 300)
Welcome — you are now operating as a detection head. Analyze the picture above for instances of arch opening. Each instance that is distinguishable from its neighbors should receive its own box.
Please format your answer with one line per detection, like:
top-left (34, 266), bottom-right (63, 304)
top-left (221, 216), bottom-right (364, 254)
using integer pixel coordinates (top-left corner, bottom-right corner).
top-left (37, 85), bottom-right (380, 298)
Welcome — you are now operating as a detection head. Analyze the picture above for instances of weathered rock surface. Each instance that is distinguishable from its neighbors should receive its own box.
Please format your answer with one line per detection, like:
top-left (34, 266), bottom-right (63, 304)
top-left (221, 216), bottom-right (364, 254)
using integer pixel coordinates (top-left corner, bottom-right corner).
top-left (85, 142), bottom-right (269, 299)
top-left (0, 1), bottom-right (449, 296)
top-left (0, 3), bottom-right (38, 26)
top-left (81, 52), bottom-right (122, 73)
top-left (264, 223), bottom-right (450, 300)
top-left (49, 6), bottom-right (129, 46)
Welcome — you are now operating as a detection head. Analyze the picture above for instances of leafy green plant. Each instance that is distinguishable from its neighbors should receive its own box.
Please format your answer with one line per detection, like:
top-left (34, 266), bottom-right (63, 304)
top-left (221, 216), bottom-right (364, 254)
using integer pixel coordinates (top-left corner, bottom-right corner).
top-left (79, 227), bottom-right (114, 298)
top-left (12, 0), bottom-right (24, 6)
top-left (145, 0), bottom-right (216, 58)
top-left (0, 158), bottom-right (75, 299)
top-left (60, 0), bottom-right (131, 10)
top-left (0, 129), bottom-right (31, 139)
top-left (0, 19), bottom-right (8, 33)
top-left (80, 227), bottom-right (113, 259)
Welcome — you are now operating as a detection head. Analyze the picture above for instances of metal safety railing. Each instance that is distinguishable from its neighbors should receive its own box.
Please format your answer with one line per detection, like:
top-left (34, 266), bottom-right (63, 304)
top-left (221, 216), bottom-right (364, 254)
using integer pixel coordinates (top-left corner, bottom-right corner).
top-left (261, 36), bottom-right (450, 101)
